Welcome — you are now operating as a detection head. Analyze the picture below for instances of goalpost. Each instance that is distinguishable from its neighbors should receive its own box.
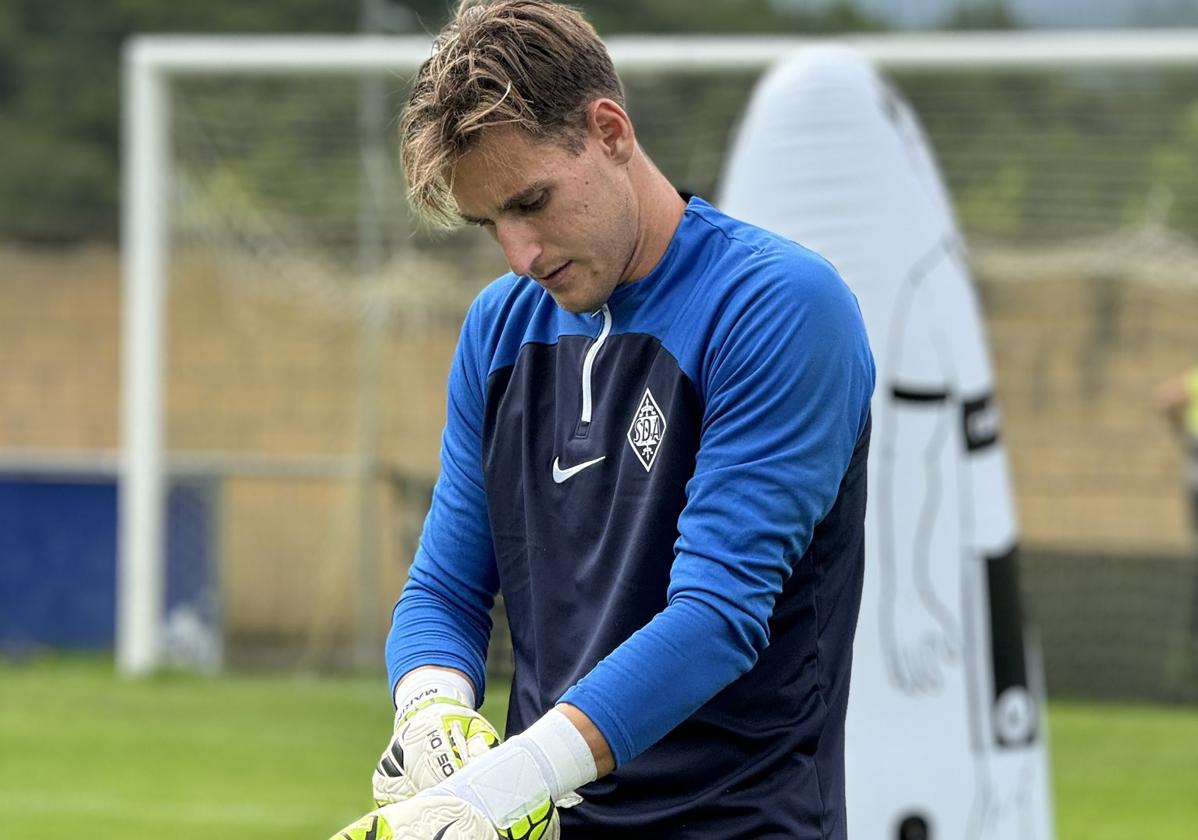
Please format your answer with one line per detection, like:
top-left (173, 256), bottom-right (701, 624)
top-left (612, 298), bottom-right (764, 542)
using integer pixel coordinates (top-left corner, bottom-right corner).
top-left (121, 30), bottom-right (1198, 676)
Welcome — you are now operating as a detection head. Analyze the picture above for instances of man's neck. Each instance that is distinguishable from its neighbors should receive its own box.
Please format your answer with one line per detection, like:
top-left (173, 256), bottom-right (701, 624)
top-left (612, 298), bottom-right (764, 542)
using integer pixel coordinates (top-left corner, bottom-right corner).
top-left (624, 156), bottom-right (688, 283)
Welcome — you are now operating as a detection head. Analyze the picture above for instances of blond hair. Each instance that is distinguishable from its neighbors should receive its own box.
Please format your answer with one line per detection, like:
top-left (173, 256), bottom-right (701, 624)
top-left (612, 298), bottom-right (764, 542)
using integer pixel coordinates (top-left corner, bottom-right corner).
top-left (400, 0), bottom-right (624, 226)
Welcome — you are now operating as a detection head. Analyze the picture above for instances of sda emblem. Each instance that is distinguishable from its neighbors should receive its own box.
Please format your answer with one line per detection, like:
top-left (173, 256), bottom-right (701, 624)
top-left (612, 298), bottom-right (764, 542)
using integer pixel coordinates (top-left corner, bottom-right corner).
top-left (627, 387), bottom-right (667, 471)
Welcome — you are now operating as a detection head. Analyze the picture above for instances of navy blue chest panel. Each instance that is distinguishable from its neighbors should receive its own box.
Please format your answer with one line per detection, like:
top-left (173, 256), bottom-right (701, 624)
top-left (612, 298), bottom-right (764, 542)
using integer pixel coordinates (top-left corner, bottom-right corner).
top-left (482, 332), bottom-right (702, 702)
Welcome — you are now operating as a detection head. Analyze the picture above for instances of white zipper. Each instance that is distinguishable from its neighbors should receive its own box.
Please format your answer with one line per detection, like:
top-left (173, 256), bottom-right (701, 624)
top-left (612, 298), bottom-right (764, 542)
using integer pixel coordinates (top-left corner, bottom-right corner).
top-left (580, 304), bottom-right (612, 424)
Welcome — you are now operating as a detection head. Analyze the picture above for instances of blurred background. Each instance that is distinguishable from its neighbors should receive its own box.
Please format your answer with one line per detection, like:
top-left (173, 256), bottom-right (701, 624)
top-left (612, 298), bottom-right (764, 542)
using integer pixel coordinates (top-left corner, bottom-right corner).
top-left (2, 1), bottom-right (1197, 838)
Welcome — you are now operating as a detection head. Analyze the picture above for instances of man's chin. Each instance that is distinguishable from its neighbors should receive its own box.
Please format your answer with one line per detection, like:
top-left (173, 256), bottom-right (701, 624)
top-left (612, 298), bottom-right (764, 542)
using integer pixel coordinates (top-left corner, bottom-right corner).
top-left (549, 289), bottom-right (606, 315)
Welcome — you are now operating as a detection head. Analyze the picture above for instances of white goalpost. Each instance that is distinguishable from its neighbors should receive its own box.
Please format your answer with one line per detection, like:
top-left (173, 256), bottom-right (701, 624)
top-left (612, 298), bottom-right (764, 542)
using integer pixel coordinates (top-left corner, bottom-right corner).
top-left (120, 30), bottom-right (1198, 676)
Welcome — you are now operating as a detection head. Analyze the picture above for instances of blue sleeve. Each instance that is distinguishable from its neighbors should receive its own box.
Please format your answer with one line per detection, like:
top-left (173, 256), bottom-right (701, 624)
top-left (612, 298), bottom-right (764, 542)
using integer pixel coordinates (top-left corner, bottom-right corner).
top-left (560, 257), bottom-right (875, 765)
top-left (385, 302), bottom-right (500, 704)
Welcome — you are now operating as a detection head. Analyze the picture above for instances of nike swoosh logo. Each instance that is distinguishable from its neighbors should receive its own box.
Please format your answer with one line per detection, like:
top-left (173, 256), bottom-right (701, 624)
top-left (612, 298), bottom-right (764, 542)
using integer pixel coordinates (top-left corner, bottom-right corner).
top-left (432, 821), bottom-right (458, 840)
top-left (552, 455), bottom-right (606, 484)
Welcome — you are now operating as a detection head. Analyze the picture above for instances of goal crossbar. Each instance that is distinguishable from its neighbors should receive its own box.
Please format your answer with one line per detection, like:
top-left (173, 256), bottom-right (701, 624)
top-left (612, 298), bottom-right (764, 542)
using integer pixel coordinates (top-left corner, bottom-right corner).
top-left (127, 30), bottom-right (1198, 74)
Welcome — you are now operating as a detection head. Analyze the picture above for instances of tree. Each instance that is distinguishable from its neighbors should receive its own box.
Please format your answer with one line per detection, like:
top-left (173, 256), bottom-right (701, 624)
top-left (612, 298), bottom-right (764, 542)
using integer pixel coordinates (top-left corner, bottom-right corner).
top-left (938, 0), bottom-right (1023, 30)
top-left (0, 0), bottom-right (356, 242)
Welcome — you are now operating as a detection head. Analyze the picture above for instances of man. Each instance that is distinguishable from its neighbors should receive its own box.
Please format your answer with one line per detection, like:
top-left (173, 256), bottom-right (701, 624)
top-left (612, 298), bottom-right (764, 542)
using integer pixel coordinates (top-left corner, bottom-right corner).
top-left (1157, 365), bottom-right (1198, 685)
top-left (1158, 365), bottom-right (1198, 533)
top-left (331, 2), bottom-right (875, 837)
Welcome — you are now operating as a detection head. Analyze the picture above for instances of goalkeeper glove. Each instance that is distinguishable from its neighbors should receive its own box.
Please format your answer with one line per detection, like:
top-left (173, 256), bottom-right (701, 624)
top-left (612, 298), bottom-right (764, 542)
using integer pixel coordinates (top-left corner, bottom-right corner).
top-left (373, 696), bottom-right (502, 805)
top-left (329, 795), bottom-right (498, 840)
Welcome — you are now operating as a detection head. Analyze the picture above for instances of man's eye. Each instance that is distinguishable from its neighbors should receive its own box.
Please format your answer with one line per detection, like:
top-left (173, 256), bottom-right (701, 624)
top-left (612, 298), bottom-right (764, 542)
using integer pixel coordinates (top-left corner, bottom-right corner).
top-left (518, 194), bottom-right (547, 213)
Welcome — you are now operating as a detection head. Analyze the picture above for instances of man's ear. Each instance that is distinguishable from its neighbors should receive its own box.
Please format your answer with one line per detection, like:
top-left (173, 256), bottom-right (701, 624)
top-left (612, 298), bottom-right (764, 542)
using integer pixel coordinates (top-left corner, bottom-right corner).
top-left (588, 99), bottom-right (635, 165)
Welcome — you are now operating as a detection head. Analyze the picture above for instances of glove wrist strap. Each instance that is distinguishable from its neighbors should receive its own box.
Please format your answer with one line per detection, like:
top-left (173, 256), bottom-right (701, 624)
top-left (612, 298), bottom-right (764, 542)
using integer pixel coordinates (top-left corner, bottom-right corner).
top-left (394, 668), bottom-right (476, 718)
top-left (425, 709), bottom-right (596, 829)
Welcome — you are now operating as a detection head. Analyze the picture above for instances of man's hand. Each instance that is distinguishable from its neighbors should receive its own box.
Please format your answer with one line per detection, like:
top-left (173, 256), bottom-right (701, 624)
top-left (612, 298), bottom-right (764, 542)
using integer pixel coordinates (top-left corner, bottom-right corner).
top-left (329, 795), bottom-right (498, 840)
top-left (373, 697), bottom-right (501, 805)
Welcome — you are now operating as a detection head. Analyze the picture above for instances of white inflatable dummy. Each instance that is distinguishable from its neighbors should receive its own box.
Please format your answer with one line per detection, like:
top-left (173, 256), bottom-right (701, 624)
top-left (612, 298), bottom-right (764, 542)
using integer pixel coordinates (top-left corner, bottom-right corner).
top-left (720, 47), bottom-right (1054, 840)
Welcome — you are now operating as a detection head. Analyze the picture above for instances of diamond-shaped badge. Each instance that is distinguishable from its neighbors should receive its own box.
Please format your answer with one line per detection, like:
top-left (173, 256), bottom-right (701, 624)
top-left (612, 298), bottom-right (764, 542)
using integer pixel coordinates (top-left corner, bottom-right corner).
top-left (627, 387), bottom-right (667, 471)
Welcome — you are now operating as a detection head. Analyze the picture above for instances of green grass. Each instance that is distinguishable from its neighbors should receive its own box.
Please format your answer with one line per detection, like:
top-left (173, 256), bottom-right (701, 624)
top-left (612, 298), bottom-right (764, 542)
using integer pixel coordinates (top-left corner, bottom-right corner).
top-left (2, 657), bottom-right (1196, 839)
top-left (0, 656), bottom-right (511, 839)
top-left (1048, 700), bottom-right (1198, 840)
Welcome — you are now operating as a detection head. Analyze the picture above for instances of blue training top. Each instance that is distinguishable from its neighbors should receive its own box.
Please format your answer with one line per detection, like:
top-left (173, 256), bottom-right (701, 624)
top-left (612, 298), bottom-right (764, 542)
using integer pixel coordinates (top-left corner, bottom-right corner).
top-left (386, 197), bottom-right (875, 838)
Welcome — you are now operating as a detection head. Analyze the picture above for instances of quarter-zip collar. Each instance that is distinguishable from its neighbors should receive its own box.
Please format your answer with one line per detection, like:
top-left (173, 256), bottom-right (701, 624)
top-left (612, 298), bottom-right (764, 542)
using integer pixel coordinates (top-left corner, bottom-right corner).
top-left (579, 303), bottom-right (612, 425)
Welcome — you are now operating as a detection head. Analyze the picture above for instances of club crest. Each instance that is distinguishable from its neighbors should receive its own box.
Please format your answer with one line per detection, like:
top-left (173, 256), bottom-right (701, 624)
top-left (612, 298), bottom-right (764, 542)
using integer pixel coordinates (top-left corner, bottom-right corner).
top-left (627, 387), bottom-right (667, 471)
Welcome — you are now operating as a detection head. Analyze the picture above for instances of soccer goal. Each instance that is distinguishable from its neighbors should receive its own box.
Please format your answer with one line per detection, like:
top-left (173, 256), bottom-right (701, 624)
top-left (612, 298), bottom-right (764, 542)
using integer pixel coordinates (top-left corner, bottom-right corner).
top-left (122, 30), bottom-right (1198, 686)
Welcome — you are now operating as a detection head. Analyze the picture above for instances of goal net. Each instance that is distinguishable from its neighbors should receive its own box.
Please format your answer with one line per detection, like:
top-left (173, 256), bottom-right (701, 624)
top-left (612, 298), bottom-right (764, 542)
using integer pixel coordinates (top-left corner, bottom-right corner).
top-left (124, 33), bottom-right (1198, 698)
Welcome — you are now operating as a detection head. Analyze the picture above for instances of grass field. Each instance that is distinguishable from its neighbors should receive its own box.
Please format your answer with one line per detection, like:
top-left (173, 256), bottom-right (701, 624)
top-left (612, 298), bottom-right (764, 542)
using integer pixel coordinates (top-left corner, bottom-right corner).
top-left (2, 656), bottom-right (1196, 839)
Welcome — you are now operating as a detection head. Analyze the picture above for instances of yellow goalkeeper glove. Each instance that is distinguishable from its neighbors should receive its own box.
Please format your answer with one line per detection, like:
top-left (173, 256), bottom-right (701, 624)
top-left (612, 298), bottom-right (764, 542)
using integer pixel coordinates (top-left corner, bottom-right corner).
top-left (373, 697), bottom-right (502, 805)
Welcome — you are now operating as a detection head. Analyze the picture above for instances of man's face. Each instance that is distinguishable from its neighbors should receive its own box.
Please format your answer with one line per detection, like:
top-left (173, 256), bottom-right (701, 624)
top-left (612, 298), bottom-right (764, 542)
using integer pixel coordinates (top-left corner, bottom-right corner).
top-left (452, 125), bottom-right (638, 314)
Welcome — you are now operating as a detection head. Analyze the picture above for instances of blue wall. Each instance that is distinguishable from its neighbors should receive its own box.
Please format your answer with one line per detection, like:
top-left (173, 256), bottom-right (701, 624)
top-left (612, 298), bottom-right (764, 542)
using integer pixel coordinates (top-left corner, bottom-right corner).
top-left (0, 479), bottom-right (116, 649)
top-left (0, 477), bottom-right (216, 653)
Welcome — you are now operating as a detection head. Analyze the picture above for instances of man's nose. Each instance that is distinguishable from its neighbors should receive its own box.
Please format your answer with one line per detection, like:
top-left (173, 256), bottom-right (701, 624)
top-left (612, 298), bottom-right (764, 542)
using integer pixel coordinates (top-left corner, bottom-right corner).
top-left (494, 221), bottom-right (543, 278)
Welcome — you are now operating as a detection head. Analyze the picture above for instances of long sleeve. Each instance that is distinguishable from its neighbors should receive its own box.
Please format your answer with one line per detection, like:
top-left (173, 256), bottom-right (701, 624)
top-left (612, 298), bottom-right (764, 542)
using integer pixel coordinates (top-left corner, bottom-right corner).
top-left (385, 303), bottom-right (500, 703)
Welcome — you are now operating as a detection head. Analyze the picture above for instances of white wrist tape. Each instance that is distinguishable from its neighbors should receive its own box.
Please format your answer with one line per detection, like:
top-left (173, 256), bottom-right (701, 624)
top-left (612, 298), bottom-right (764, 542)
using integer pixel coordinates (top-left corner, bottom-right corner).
top-left (394, 668), bottom-right (476, 717)
top-left (513, 708), bottom-right (598, 800)
top-left (425, 709), bottom-right (596, 827)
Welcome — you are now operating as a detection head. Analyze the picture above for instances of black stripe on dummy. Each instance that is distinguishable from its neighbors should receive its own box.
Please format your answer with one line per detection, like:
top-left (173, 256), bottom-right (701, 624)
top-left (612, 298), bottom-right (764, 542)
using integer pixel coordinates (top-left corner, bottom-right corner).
top-left (962, 392), bottom-right (1000, 452)
top-left (986, 544), bottom-right (1038, 747)
top-left (891, 386), bottom-right (949, 402)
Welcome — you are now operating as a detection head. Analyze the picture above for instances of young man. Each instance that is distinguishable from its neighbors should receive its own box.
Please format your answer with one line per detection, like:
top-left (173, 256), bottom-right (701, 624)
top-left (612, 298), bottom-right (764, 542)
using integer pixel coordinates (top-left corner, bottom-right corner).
top-left (336, 2), bottom-right (875, 838)
top-left (1159, 365), bottom-right (1198, 533)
